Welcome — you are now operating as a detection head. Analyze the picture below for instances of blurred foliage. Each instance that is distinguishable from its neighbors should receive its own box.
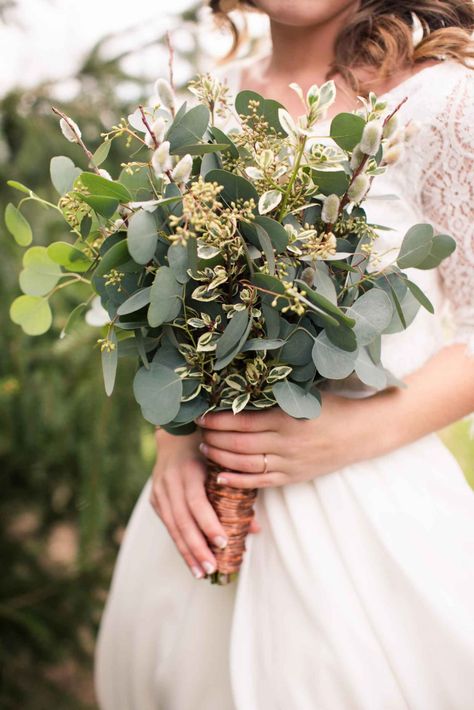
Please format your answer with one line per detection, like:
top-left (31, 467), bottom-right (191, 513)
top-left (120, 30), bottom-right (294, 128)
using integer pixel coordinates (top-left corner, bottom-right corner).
top-left (0, 3), bottom-right (472, 707)
top-left (0, 4), bottom-right (206, 707)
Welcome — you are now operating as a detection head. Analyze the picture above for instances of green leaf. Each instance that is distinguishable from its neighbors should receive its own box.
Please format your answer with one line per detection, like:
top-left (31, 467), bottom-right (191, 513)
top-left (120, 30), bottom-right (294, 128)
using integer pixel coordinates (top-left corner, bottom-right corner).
top-left (325, 322), bottom-right (358, 351)
top-left (272, 380), bottom-right (321, 419)
top-left (312, 169), bottom-right (350, 196)
top-left (346, 288), bottom-right (393, 345)
top-left (241, 337), bottom-right (285, 352)
top-left (254, 216), bottom-right (288, 252)
top-left (166, 105), bottom-right (210, 153)
top-left (5, 203), bottom-right (32, 246)
top-left (396, 223), bottom-right (434, 269)
top-left (50, 156), bottom-right (81, 196)
top-left (172, 142), bottom-right (230, 156)
top-left (47, 242), bottom-right (92, 272)
top-left (148, 266), bottom-right (182, 327)
top-left (209, 127), bottom-right (239, 158)
top-left (383, 289), bottom-right (420, 334)
top-left (60, 302), bottom-right (87, 338)
top-left (79, 172), bottom-right (132, 202)
top-left (215, 309), bottom-right (249, 359)
top-left (330, 113), bottom-right (365, 151)
top-left (205, 169), bottom-right (258, 208)
top-left (78, 194), bottom-right (119, 218)
top-left (280, 328), bottom-right (313, 366)
top-left (214, 315), bottom-right (253, 371)
top-left (101, 329), bottom-right (118, 396)
top-left (19, 246), bottom-right (62, 296)
top-left (312, 331), bottom-right (358, 379)
top-left (295, 280), bottom-right (355, 327)
top-left (235, 90), bottom-right (286, 136)
top-left (10, 295), bottom-right (52, 335)
top-left (354, 347), bottom-right (387, 389)
top-left (7, 180), bottom-right (32, 195)
top-left (402, 278), bottom-right (434, 313)
top-left (117, 287), bottom-right (152, 316)
top-left (92, 140), bottom-right (112, 167)
top-left (94, 239), bottom-right (130, 280)
top-left (415, 233), bottom-right (456, 270)
top-left (258, 189), bottom-right (282, 215)
top-left (255, 223), bottom-right (275, 275)
top-left (168, 242), bottom-right (189, 283)
top-left (127, 209), bottom-right (158, 264)
top-left (133, 362), bottom-right (183, 425)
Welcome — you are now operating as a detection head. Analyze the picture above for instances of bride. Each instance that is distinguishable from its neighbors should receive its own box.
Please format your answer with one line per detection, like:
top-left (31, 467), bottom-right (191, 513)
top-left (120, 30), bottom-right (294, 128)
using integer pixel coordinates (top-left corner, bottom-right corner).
top-left (95, 1), bottom-right (474, 708)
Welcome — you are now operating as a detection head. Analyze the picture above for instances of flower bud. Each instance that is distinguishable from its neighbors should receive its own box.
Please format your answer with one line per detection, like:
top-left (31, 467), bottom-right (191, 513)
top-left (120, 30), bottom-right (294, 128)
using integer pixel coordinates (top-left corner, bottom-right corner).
top-left (360, 119), bottom-right (383, 156)
top-left (383, 115), bottom-right (398, 140)
top-left (145, 117), bottom-right (167, 147)
top-left (151, 141), bottom-right (172, 175)
top-left (383, 144), bottom-right (404, 165)
top-left (171, 153), bottom-right (193, 183)
top-left (347, 174), bottom-right (371, 203)
top-left (154, 78), bottom-right (175, 111)
top-left (59, 116), bottom-right (81, 143)
top-left (321, 193), bottom-right (340, 224)
top-left (301, 266), bottom-right (316, 287)
top-left (99, 169), bottom-right (112, 180)
top-left (350, 143), bottom-right (365, 171)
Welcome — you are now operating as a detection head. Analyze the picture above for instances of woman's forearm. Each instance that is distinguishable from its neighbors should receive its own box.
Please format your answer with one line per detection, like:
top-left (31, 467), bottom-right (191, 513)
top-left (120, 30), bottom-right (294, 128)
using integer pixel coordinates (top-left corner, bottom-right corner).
top-left (357, 343), bottom-right (474, 460)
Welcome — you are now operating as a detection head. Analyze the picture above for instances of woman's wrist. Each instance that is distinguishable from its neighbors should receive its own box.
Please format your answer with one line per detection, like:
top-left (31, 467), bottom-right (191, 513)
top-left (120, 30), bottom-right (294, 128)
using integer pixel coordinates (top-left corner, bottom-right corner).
top-left (155, 426), bottom-right (202, 453)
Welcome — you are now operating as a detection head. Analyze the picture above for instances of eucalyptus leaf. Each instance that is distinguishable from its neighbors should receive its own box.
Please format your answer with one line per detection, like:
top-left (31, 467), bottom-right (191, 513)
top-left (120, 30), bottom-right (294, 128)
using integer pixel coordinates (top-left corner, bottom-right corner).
top-left (166, 104), bottom-right (210, 153)
top-left (47, 242), bottom-right (92, 272)
top-left (92, 140), bottom-right (112, 167)
top-left (50, 156), bottom-right (82, 196)
top-left (127, 209), bottom-right (158, 264)
top-left (396, 224), bottom-right (434, 269)
top-left (215, 309), bottom-right (249, 359)
top-left (330, 113), bottom-right (365, 151)
top-left (148, 266), bottom-right (182, 327)
top-left (117, 287), bottom-right (152, 316)
top-left (354, 347), bottom-right (387, 389)
top-left (101, 329), bottom-right (118, 396)
top-left (19, 246), bottom-right (62, 296)
top-left (5, 203), bottom-right (32, 246)
top-left (272, 380), bottom-right (321, 419)
top-left (168, 242), bottom-right (189, 283)
top-left (133, 362), bottom-right (183, 425)
top-left (312, 331), bottom-right (358, 379)
top-left (10, 295), bottom-right (52, 335)
top-left (346, 288), bottom-right (393, 345)
top-left (205, 169), bottom-right (258, 208)
top-left (79, 172), bottom-right (132, 202)
top-left (312, 169), bottom-right (349, 196)
top-left (415, 234), bottom-right (456, 270)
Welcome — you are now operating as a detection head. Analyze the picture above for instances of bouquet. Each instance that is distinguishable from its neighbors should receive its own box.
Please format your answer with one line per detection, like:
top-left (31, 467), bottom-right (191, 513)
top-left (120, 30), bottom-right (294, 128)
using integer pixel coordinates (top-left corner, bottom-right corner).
top-left (5, 71), bottom-right (455, 584)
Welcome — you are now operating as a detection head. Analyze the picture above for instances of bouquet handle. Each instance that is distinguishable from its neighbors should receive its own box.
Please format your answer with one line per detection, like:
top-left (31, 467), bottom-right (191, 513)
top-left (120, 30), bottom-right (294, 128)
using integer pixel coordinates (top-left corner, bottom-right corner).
top-left (205, 461), bottom-right (258, 584)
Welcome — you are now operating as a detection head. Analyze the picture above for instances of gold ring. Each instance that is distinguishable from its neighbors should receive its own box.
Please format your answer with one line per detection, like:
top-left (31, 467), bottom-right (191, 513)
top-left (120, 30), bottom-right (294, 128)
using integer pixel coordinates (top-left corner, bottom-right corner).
top-left (262, 453), bottom-right (268, 474)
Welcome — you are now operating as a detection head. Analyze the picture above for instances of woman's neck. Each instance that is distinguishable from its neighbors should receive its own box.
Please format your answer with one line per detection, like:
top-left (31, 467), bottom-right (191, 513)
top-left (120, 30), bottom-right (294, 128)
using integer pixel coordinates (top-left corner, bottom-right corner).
top-left (265, 6), bottom-right (356, 83)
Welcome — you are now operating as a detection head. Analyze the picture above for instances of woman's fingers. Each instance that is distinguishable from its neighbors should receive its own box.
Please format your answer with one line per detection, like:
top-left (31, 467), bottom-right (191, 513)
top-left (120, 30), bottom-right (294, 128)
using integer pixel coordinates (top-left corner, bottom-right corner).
top-left (164, 474), bottom-right (219, 577)
top-left (248, 515), bottom-right (261, 534)
top-left (184, 474), bottom-right (229, 551)
top-left (149, 484), bottom-right (205, 579)
top-left (216, 471), bottom-right (287, 489)
top-left (199, 442), bottom-right (282, 475)
top-left (200, 429), bottom-right (277, 455)
top-left (196, 408), bottom-right (280, 432)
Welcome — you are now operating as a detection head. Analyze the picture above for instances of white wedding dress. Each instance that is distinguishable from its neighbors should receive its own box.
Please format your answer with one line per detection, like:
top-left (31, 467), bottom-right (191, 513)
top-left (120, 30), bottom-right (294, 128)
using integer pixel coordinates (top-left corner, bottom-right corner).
top-left (94, 55), bottom-right (474, 710)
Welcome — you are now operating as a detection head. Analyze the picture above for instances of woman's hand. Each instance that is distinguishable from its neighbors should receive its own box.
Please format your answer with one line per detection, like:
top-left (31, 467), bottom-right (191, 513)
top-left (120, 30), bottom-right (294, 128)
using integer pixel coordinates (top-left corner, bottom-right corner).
top-left (150, 428), bottom-right (260, 579)
top-left (195, 392), bottom-right (388, 489)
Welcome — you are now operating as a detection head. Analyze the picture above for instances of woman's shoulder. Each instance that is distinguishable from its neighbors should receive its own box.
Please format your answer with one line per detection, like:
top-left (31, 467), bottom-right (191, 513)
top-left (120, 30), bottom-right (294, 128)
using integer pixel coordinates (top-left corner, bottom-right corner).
top-left (392, 59), bottom-right (474, 125)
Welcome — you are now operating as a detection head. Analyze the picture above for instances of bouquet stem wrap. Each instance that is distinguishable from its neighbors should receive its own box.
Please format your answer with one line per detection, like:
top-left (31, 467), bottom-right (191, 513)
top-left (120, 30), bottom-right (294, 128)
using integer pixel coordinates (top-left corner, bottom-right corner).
top-left (205, 462), bottom-right (257, 584)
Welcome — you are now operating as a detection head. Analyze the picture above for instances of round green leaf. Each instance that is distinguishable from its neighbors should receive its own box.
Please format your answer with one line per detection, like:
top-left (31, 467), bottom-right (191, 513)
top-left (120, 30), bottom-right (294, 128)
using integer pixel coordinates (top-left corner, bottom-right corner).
top-left (354, 347), bottom-right (387, 389)
top-left (346, 289), bottom-right (393, 345)
top-left (5, 203), bottom-right (32, 246)
top-left (166, 104), bottom-right (210, 153)
top-left (19, 246), bottom-right (62, 296)
top-left (117, 287), bottom-right (152, 316)
top-left (312, 169), bottom-right (350, 196)
top-left (312, 331), bottom-right (358, 379)
top-left (272, 380), bottom-right (321, 419)
top-left (50, 156), bottom-right (82, 196)
top-left (10, 295), bottom-right (52, 335)
top-left (330, 113), bottom-right (365, 151)
top-left (396, 223), bottom-right (434, 269)
top-left (127, 209), bottom-right (158, 264)
top-left (205, 169), bottom-right (259, 208)
top-left (47, 242), bottom-right (92, 272)
top-left (133, 362), bottom-right (183, 425)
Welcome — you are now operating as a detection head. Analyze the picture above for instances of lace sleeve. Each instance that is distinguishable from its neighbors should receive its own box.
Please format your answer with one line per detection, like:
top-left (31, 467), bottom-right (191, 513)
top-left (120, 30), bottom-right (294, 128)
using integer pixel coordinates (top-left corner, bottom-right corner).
top-left (419, 68), bottom-right (474, 355)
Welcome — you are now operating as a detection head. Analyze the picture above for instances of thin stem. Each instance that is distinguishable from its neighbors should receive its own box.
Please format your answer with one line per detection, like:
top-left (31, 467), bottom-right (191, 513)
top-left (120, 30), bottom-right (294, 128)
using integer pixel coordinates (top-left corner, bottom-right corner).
top-left (277, 137), bottom-right (306, 221)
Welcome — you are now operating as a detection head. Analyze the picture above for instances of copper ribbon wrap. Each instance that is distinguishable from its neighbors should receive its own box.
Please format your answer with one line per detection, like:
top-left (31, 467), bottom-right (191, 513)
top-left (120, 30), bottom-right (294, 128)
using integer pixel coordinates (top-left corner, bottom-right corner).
top-left (205, 461), bottom-right (258, 585)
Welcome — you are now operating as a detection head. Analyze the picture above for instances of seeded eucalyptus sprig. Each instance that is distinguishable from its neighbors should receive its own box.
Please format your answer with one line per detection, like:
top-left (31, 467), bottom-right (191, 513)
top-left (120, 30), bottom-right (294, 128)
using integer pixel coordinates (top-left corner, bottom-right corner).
top-left (5, 73), bottom-right (455, 433)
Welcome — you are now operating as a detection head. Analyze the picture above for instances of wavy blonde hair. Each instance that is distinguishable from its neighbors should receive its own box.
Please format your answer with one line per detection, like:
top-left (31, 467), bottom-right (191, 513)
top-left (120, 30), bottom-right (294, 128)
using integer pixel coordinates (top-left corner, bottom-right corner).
top-left (209, 0), bottom-right (474, 91)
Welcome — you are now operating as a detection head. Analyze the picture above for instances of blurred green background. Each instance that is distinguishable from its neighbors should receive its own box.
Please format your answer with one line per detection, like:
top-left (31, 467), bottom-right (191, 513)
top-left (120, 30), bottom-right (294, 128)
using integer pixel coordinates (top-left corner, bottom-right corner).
top-left (0, 1), bottom-right (472, 707)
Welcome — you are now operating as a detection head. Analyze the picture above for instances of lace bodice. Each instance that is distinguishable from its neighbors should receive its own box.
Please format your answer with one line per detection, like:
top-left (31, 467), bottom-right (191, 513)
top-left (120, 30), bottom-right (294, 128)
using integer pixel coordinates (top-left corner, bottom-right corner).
top-left (211, 57), bottom-right (474, 369)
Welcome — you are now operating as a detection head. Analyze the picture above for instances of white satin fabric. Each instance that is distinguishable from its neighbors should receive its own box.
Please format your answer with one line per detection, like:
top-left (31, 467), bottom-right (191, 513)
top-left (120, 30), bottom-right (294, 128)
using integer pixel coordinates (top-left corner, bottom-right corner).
top-left (94, 57), bottom-right (474, 710)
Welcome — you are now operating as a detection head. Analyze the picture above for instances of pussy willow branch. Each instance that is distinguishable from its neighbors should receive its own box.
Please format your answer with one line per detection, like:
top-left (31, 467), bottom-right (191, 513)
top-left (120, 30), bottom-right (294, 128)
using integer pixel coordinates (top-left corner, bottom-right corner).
top-left (51, 106), bottom-right (102, 176)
